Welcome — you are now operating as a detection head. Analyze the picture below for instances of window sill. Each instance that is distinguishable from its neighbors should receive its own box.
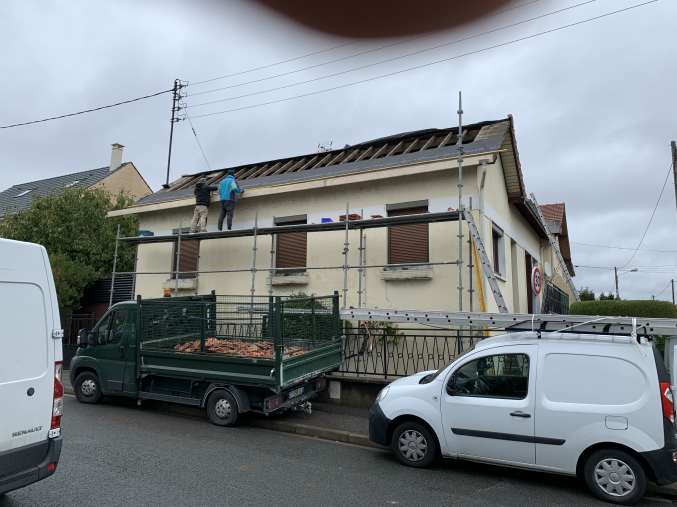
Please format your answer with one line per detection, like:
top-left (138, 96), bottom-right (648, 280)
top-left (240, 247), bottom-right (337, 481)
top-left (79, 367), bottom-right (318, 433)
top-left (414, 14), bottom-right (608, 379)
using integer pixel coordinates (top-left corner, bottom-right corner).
top-left (380, 267), bottom-right (433, 281)
top-left (162, 279), bottom-right (197, 290)
top-left (269, 273), bottom-right (310, 285)
top-left (493, 272), bottom-right (507, 282)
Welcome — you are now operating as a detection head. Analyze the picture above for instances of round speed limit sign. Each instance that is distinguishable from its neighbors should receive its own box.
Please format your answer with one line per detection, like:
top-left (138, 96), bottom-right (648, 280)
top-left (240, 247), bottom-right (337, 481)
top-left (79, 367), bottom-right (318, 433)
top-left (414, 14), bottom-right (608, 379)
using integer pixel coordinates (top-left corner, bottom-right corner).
top-left (532, 267), bottom-right (542, 295)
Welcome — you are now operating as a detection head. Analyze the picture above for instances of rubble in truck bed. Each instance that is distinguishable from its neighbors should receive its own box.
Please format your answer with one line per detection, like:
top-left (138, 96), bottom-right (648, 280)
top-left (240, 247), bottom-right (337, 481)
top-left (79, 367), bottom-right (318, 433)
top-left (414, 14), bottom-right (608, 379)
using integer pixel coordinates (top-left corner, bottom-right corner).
top-left (173, 338), bottom-right (308, 358)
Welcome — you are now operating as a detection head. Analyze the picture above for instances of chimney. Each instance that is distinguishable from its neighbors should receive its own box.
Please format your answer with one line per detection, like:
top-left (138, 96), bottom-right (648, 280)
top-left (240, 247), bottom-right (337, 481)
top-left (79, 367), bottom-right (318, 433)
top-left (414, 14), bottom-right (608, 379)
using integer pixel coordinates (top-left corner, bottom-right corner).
top-left (110, 143), bottom-right (124, 171)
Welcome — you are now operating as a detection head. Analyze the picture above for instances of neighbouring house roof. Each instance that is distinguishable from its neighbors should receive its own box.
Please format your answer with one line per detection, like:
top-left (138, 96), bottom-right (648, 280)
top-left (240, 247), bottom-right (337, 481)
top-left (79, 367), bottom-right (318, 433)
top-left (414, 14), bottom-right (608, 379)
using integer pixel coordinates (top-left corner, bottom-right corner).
top-left (539, 202), bottom-right (574, 277)
top-left (134, 118), bottom-right (526, 207)
top-left (0, 163), bottom-right (129, 216)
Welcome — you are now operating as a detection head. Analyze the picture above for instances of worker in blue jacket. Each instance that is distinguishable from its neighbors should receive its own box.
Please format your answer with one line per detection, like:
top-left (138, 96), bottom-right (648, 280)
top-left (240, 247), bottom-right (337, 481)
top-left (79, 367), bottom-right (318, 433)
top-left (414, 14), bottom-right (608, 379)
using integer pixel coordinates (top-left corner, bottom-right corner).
top-left (218, 169), bottom-right (244, 231)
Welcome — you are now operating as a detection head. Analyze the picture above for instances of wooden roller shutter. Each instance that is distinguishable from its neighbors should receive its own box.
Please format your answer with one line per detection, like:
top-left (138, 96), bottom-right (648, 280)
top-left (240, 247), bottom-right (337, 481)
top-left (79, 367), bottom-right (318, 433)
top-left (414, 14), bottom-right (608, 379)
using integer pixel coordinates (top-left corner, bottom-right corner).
top-left (388, 207), bottom-right (428, 264)
top-left (173, 239), bottom-right (199, 279)
top-left (277, 220), bottom-right (307, 272)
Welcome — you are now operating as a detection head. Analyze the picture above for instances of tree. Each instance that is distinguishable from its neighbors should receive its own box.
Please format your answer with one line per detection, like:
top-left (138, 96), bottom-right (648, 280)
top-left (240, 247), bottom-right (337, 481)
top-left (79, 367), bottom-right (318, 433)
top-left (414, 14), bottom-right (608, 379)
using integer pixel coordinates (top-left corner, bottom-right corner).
top-left (1, 186), bottom-right (139, 278)
top-left (1, 186), bottom-right (139, 308)
top-left (579, 287), bottom-right (595, 301)
top-left (49, 253), bottom-right (97, 310)
top-left (599, 292), bottom-right (617, 301)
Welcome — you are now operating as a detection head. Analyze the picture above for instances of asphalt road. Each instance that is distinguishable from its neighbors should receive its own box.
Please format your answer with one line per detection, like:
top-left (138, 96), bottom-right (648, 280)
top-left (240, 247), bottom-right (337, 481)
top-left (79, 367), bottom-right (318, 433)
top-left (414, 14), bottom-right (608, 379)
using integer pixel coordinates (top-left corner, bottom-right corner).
top-left (1, 396), bottom-right (673, 507)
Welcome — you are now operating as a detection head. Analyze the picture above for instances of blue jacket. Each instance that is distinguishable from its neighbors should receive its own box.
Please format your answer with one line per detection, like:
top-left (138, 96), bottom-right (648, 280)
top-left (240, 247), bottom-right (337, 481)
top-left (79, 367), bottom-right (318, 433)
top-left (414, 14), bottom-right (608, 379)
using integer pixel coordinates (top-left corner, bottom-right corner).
top-left (219, 175), bottom-right (243, 202)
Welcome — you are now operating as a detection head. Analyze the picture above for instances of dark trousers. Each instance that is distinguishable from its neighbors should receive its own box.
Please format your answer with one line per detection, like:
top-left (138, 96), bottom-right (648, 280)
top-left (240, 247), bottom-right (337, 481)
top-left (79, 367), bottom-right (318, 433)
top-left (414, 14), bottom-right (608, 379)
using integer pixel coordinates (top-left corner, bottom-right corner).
top-left (218, 200), bottom-right (236, 230)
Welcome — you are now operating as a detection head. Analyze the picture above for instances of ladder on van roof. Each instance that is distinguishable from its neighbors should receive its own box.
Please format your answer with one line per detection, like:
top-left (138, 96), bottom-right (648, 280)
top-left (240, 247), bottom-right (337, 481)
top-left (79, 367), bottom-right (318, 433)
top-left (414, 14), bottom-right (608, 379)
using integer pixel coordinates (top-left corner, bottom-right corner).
top-left (340, 307), bottom-right (677, 337)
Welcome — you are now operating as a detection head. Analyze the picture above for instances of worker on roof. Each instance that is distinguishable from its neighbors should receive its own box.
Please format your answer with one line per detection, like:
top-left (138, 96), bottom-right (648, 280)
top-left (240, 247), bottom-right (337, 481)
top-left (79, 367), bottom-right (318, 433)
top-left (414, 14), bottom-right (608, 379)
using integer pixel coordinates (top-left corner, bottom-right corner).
top-left (218, 169), bottom-right (244, 231)
top-left (189, 177), bottom-right (218, 233)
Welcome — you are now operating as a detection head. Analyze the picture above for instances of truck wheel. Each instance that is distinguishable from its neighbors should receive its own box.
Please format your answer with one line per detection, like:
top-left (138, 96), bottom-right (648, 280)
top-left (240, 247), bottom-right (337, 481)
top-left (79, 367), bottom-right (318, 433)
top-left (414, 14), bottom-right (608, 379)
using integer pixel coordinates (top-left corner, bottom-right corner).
top-left (391, 421), bottom-right (436, 468)
top-left (74, 372), bottom-right (102, 404)
top-left (207, 390), bottom-right (239, 427)
top-left (583, 448), bottom-right (646, 505)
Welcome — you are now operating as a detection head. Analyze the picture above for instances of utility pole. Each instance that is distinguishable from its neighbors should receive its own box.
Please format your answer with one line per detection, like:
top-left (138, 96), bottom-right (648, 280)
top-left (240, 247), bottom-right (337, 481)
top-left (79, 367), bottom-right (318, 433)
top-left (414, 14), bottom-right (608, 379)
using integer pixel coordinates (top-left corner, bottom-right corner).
top-left (672, 141), bottom-right (677, 220)
top-left (615, 266), bottom-right (619, 300)
top-left (163, 79), bottom-right (183, 189)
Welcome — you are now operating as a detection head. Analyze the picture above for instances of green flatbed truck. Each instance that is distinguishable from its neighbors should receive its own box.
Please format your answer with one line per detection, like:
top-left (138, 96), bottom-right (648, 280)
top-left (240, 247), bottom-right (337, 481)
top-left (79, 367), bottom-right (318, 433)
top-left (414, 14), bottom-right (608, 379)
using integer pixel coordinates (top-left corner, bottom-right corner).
top-left (69, 293), bottom-right (342, 426)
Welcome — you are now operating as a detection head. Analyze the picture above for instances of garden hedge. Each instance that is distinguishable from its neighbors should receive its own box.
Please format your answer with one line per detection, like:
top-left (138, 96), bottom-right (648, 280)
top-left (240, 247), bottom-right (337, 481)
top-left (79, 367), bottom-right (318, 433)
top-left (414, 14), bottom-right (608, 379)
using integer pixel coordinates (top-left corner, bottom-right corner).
top-left (569, 300), bottom-right (677, 319)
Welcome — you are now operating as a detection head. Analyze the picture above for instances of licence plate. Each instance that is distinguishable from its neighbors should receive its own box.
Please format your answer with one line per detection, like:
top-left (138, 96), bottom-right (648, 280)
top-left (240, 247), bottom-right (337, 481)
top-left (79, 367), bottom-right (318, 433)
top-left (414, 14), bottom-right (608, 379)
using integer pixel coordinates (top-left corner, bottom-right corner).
top-left (287, 387), bottom-right (304, 400)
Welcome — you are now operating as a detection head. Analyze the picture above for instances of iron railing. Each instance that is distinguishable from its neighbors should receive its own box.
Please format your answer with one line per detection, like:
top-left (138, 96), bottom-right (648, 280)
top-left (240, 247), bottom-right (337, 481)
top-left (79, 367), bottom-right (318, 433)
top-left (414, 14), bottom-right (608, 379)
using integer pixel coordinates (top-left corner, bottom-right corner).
top-left (338, 326), bottom-right (493, 378)
top-left (60, 313), bottom-right (97, 346)
top-left (542, 280), bottom-right (570, 315)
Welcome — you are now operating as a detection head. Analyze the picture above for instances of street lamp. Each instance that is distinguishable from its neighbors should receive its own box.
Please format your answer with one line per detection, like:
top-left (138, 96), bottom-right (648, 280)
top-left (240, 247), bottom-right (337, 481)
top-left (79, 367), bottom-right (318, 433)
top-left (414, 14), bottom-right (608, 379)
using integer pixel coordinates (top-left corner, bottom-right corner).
top-left (615, 267), bottom-right (638, 299)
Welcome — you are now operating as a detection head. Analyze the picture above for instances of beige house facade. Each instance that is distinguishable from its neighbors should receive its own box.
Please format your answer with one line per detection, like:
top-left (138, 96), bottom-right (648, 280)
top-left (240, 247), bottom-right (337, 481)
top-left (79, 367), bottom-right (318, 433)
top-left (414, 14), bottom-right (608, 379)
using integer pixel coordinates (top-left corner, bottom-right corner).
top-left (111, 117), bottom-right (576, 314)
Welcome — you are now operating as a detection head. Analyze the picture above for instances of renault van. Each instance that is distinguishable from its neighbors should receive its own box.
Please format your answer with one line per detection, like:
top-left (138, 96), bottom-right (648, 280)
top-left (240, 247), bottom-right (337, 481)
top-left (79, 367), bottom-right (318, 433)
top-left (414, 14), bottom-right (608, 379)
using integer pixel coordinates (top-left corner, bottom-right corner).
top-left (0, 239), bottom-right (63, 495)
top-left (369, 332), bottom-right (677, 505)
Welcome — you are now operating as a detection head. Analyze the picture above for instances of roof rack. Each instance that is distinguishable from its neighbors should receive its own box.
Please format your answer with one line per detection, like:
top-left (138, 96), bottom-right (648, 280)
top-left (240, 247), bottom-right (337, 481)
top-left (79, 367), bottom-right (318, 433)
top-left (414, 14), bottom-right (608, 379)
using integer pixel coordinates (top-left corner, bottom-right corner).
top-left (340, 308), bottom-right (677, 337)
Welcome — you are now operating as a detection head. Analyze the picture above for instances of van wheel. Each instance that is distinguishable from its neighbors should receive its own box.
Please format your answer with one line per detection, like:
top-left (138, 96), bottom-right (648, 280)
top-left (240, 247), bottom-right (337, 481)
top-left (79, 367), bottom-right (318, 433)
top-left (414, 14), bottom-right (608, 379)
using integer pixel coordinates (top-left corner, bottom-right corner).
top-left (74, 372), bottom-right (102, 404)
top-left (207, 390), bottom-right (239, 427)
top-left (391, 422), bottom-right (436, 468)
top-left (583, 448), bottom-right (646, 505)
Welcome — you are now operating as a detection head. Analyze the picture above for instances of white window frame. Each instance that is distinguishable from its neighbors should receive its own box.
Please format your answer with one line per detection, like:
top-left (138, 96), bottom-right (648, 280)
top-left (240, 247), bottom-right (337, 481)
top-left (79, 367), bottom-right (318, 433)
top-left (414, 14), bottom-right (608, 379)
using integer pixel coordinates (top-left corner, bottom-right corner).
top-left (492, 224), bottom-right (506, 280)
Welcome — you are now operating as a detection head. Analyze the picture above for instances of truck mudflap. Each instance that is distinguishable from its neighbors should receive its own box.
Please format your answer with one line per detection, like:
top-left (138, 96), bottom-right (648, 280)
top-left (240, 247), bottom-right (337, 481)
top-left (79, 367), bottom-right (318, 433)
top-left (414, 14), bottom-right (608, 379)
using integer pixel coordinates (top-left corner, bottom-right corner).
top-left (264, 377), bottom-right (327, 414)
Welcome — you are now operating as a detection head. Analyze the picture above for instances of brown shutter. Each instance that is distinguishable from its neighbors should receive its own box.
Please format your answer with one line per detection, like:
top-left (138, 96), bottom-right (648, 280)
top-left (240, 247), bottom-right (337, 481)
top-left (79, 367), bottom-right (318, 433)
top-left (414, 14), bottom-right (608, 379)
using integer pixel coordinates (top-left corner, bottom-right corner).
top-left (174, 239), bottom-right (199, 279)
top-left (388, 207), bottom-right (428, 264)
top-left (277, 220), bottom-right (307, 271)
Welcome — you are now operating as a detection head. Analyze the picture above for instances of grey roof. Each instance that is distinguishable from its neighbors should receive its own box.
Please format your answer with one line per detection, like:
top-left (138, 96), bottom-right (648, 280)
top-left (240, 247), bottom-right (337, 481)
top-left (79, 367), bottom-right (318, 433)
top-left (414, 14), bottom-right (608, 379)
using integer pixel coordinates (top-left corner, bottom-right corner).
top-left (133, 119), bottom-right (510, 207)
top-left (0, 163), bottom-right (128, 215)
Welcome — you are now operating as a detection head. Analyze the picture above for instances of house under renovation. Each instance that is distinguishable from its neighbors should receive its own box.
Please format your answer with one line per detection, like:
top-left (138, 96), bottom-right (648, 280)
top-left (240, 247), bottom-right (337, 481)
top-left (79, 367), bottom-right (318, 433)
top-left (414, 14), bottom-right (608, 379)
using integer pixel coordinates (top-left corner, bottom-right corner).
top-left (109, 116), bottom-right (577, 315)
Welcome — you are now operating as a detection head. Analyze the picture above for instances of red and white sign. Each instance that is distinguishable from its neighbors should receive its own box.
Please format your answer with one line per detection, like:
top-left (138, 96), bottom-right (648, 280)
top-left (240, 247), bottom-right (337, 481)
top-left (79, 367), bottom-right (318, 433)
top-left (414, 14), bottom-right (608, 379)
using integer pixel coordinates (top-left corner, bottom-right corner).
top-left (532, 267), bottom-right (542, 295)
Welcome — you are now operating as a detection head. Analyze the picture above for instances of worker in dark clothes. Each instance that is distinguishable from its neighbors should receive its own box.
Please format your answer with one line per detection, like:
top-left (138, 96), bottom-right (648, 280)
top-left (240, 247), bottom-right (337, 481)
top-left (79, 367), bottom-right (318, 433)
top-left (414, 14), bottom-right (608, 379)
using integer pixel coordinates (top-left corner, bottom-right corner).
top-left (218, 170), bottom-right (244, 231)
top-left (189, 177), bottom-right (218, 233)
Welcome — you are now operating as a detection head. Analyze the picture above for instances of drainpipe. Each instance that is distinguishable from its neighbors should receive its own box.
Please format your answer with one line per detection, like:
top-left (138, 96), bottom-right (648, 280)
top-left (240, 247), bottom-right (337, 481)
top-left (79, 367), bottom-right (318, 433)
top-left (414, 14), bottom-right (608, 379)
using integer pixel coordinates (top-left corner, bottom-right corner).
top-left (478, 159), bottom-right (489, 302)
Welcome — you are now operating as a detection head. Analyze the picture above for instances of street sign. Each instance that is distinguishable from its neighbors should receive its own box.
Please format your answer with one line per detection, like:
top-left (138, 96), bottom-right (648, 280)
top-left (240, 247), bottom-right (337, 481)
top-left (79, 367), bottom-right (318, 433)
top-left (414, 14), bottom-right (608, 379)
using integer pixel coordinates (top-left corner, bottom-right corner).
top-left (532, 267), bottom-right (542, 295)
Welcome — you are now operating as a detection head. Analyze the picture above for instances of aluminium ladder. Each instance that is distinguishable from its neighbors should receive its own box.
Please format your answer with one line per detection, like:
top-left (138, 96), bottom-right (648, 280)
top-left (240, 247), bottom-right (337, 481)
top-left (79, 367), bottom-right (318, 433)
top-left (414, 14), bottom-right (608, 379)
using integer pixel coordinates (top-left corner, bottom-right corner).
top-left (340, 307), bottom-right (677, 337)
top-left (530, 193), bottom-right (580, 302)
top-left (460, 205), bottom-right (509, 313)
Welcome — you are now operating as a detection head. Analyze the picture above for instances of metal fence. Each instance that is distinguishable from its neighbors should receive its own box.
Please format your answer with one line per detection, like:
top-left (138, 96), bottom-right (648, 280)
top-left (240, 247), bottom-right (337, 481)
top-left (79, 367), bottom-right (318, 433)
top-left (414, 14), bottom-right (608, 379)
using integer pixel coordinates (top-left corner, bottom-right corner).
top-left (542, 281), bottom-right (570, 315)
top-left (338, 326), bottom-right (492, 378)
top-left (60, 313), bottom-right (97, 346)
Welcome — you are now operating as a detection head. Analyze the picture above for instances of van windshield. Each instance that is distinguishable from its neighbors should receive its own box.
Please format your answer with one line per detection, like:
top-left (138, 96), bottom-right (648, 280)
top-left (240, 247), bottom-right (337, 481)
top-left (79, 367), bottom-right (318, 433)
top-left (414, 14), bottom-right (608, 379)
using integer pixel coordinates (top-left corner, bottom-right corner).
top-left (422, 343), bottom-right (477, 383)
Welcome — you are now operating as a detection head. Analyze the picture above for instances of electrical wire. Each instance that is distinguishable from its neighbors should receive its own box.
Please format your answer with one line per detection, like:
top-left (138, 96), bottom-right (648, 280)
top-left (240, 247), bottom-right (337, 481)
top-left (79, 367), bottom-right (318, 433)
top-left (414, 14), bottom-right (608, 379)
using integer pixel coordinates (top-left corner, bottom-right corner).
top-left (190, 1), bottom-right (657, 120)
top-left (188, 0), bottom-right (552, 100)
top-left (189, 0), bottom-right (543, 88)
top-left (0, 89), bottom-right (173, 129)
top-left (655, 280), bottom-right (672, 298)
top-left (571, 242), bottom-right (677, 254)
top-left (619, 162), bottom-right (674, 269)
top-left (186, 111), bottom-right (211, 171)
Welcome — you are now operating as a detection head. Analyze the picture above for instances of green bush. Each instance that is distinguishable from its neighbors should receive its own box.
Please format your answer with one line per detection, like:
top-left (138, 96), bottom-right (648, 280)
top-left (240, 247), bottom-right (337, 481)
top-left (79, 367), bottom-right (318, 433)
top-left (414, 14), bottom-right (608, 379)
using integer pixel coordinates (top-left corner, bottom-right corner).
top-left (569, 300), bottom-right (677, 319)
top-left (49, 252), bottom-right (97, 310)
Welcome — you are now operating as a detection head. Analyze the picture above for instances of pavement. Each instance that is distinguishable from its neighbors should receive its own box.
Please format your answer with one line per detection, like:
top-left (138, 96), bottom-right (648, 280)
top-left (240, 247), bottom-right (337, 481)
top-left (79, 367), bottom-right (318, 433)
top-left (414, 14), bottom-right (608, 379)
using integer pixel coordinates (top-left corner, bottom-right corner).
top-left (3, 396), bottom-right (676, 507)
top-left (60, 375), bottom-right (677, 503)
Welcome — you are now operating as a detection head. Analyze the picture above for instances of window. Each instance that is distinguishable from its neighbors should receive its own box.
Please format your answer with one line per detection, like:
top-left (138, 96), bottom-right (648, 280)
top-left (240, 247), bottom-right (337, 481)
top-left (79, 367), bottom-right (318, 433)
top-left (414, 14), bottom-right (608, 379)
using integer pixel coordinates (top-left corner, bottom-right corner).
top-left (492, 225), bottom-right (505, 277)
top-left (65, 180), bottom-right (81, 188)
top-left (95, 313), bottom-right (112, 345)
top-left (172, 227), bottom-right (199, 279)
top-left (14, 189), bottom-right (32, 197)
top-left (387, 202), bottom-right (429, 265)
top-left (448, 353), bottom-right (529, 399)
top-left (108, 310), bottom-right (128, 343)
top-left (275, 216), bottom-right (307, 273)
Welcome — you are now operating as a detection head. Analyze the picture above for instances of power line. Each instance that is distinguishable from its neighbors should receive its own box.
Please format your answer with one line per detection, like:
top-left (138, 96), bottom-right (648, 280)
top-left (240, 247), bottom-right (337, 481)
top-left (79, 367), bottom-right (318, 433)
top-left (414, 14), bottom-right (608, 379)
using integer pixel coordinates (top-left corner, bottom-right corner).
top-left (188, 0), bottom-right (550, 100)
top-left (0, 89), bottom-right (173, 129)
top-left (619, 162), bottom-right (674, 269)
top-left (189, 0), bottom-right (543, 88)
top-left (190, 1), bottom-right (657, 120)
top-left (571, 242), bottom-right (677, 254)
top-left (186, 111), bottom-right (211, 171)
top-left (655, 280), bottom-right (672, 298)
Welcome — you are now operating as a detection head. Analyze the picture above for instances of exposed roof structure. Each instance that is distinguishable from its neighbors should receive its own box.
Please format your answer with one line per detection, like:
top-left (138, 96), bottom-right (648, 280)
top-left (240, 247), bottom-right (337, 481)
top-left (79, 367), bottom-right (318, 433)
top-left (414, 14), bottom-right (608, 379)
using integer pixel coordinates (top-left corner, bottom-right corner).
top-left (135, 118), bottom-right (528, 208)
top-left (0, 163), bottom-right (129, 216)
top-left (539, 202), bottom-right (574, 277)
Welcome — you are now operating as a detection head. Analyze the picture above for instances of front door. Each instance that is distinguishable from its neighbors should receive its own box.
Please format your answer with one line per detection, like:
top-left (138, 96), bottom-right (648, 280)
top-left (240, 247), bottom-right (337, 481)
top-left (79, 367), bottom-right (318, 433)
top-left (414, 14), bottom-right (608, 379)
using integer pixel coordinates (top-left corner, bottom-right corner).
top-left (441, 345), bottom-right (538, 465)
top-left (90, 308), bottom-right (132, 394)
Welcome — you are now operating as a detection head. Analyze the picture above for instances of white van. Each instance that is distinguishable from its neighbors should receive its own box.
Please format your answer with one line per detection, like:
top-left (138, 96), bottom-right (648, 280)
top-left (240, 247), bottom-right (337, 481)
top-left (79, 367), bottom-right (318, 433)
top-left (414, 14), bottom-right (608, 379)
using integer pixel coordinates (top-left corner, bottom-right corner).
top-left (369, 332), bottom-right (677, 505)
top-left (0, 239), bottom-right (63, 495)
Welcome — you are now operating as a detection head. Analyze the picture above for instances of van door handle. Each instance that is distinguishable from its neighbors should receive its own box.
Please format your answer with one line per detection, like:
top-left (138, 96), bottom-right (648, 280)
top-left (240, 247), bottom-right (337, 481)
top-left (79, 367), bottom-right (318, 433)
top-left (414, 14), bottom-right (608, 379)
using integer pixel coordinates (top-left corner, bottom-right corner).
top-left (119, 346), bottom-right (125, 359)
top-left (510, 411), bottom-right (531, 418)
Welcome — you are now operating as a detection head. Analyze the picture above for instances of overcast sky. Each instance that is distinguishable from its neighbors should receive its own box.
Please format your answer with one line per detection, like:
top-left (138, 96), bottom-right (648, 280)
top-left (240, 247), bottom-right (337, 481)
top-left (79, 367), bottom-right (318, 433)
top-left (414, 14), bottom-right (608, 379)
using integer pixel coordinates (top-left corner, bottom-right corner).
top-left (2, 0), bottom-right (676, 302)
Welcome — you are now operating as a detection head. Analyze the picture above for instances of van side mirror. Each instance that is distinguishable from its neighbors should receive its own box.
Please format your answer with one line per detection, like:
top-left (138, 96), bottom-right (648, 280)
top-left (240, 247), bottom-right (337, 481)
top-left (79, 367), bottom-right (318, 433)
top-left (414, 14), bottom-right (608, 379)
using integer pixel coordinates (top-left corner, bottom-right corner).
top-left (78, 329), bottom-right (88, 348)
